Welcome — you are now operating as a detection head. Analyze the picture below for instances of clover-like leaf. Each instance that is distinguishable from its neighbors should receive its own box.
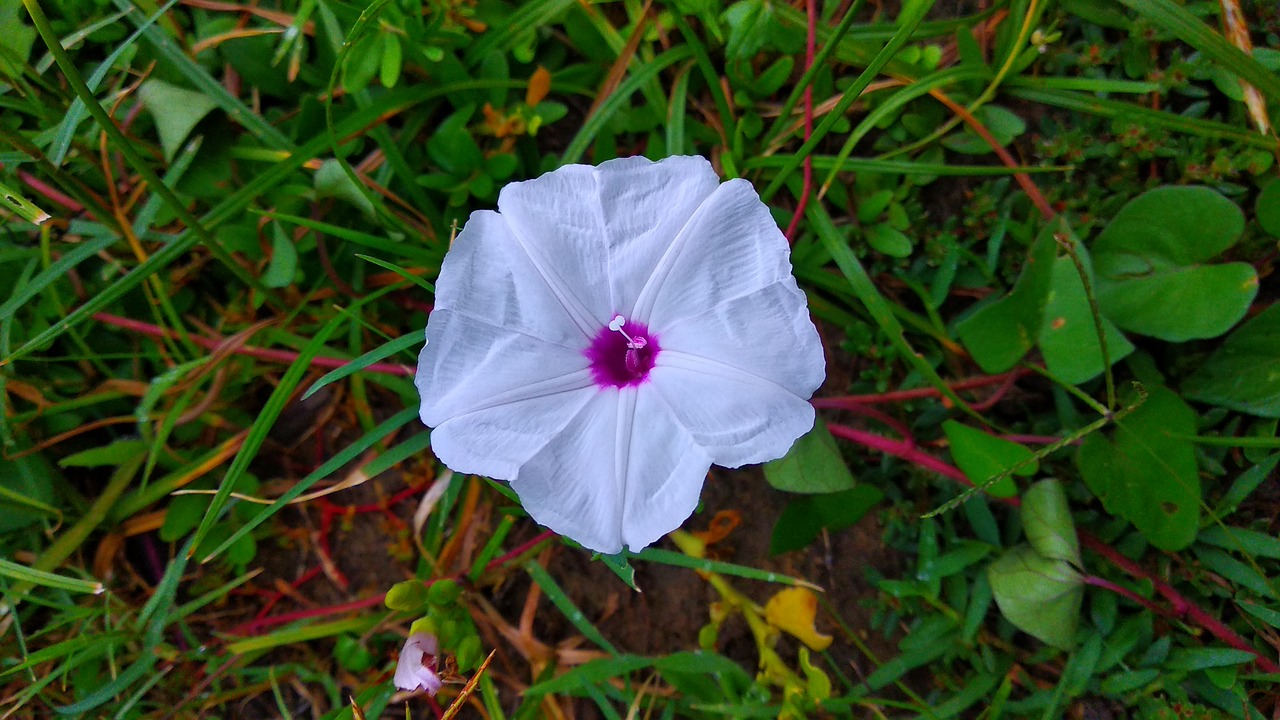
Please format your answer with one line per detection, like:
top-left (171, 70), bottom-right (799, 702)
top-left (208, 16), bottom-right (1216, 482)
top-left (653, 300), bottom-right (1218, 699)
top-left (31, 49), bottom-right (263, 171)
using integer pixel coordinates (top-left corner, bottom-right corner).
top-left (1092, 186), bottom-right (1257, 342)
top-left (1183, 303), bottom-right (1280, 418)
top-left (956, 220), bottom-right (1058, 372)
top-left (1077, 385), bottom-right (1200, 550)
top-left (988, 544), bottom-right (1082, 650)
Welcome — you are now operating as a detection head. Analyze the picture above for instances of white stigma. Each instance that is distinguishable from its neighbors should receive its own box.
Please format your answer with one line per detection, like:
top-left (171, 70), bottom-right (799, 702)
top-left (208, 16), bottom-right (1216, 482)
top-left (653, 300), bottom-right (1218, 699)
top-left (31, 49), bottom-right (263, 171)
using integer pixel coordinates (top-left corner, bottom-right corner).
top-left (608, 314), bottom-right (647, 349)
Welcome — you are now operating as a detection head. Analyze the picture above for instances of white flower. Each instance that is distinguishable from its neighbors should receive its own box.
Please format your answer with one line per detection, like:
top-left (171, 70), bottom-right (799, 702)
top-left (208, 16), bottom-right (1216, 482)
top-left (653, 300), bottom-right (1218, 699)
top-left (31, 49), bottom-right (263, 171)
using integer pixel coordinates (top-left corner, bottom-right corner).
top-left (415, 155), bottom-right (825, 554)
top-left (393, 633), bottom-right (443, 695)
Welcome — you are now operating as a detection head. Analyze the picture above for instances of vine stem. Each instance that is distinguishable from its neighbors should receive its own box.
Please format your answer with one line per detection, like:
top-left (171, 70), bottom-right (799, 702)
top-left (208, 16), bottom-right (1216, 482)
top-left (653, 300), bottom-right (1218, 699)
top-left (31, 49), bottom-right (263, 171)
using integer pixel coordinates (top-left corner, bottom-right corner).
top-left (827, 421), bottom-right (1280, 673)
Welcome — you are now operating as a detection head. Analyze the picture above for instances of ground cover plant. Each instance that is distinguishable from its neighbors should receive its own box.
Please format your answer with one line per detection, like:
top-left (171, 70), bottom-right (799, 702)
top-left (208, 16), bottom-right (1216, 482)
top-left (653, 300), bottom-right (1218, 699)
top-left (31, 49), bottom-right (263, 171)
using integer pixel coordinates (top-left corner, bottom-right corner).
top-left (2, 0), bottom-right (1279, 717)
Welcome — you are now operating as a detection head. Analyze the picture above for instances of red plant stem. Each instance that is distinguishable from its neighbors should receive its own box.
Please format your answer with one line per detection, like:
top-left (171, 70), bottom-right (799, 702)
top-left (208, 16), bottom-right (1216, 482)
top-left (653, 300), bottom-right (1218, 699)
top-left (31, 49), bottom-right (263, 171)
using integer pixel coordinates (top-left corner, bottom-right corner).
top-left (1078, 532), bottom-right (1280, 674)
top-left (1080, 574), bottom-right (1175, 619)
top-left (93, 312), bottom-right (413, 376)
top-left (782, 0), bottom-right (817, 243)
top-left (18, 170), bottom-right (84, 213)
top-left (827, 422), bottom-right (989, 493)
top-left (812, 370), bottom-right (1028, 407)
top-left (829, 421), bottom-right (1280, 672)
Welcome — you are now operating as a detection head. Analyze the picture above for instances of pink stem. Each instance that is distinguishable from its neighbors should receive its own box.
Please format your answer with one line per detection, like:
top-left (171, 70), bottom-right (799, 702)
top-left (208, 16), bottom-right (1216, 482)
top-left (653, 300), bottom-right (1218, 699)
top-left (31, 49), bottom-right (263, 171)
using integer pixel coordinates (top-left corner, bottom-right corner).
top-left (812, 370), bottom-right (1028, 407)
top-left (94, 312), bottom-right (413, 376)
top-left (19, 170), bottom-right (84, 213)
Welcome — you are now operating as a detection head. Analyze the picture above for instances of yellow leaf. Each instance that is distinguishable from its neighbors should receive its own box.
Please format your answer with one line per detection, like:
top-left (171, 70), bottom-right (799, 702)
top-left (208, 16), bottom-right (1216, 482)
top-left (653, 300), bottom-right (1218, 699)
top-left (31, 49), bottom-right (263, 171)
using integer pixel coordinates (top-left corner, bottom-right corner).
top-left (763, 587), bottom-right (832, 651)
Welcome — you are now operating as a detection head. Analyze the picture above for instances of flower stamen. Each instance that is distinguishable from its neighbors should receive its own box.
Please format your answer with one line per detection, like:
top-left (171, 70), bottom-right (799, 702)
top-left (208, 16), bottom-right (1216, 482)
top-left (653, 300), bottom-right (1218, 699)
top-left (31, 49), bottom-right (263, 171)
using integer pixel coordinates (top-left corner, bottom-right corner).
top-left (608, 315), bottom-right (648, 349)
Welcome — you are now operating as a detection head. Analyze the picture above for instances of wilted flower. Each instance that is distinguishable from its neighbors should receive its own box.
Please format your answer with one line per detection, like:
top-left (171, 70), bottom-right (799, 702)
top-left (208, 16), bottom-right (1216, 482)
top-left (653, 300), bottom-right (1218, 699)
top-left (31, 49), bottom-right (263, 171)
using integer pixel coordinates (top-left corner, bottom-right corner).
top-left (416, 155), bottom-right (825, 554)
top-left (393, 633), bottom-right (442, 695)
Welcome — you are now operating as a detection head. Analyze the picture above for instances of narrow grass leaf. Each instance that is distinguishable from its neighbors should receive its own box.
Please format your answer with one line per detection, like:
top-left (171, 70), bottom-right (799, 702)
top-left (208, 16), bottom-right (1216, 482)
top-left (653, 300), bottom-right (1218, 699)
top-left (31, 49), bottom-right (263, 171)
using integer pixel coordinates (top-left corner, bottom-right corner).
top-left (0, 558), bottom-right (101, 595)
top-left (0, 234), bottom-right (114, 323)
top-left (355, 254), bottom-right (435, 293)
top-left (526, 560), bottom-right (618, 655)
top-left (808, 203), bottom-right (982, 422)
top-left (561, 46), bottom-right (693, 164)
top-left (303, 332), bottom-right (420, 400)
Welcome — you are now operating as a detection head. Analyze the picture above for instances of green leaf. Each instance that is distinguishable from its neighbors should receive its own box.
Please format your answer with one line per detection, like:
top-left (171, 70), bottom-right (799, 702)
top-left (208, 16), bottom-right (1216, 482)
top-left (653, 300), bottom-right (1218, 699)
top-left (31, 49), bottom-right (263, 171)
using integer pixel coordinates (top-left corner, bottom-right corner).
top-left (0, 0), bottom-right (36, 78)
top-left (721, 0), bottom-right (774, 60)
top-left (384, 580), bottom-right (428, 610)
top-left (770, 485), bottom-right (884, 555)
top-left (597, 552), bottom-right (638, 591)
top-left (1077, 386), bottom-right (1200, 550)
top-left (262, 223), bottom-right (298, 289)
top-left (1038, 251), bottom-right (1134, 384)
top-left (138, 79), bottom-right (219, 162)
top-left (315, 159), bottom-right (376, 219)
top-left (1021, 479), bottom-right (1080, 565)
top-left (956, 221), bottom-right (1058, 372)
top-left (865, 223), bottom-right (913, 258)
top-left (942, 420), bottom-right (1033, 498)
top-left (763, 418), bottom-right (856, 494)
top-left (1183, 303), bottom-right (1280, 418)
top-left (988, 544), bottom-right (1082, 650)
top-left (1092, 186), bottom-right (1256, 341)
top-left (1257, 179), bottom-right (1280, 239)
top-left (0, 451), bottom-right (59, 533)
top-left (58, 439), bottom-right (147, 468)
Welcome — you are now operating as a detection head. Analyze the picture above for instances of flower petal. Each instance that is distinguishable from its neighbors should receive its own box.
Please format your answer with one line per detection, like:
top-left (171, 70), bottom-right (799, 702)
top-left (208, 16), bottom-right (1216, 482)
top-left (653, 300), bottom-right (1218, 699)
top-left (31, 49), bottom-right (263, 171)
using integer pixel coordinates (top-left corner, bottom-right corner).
top-left (430, 383), bottom-right (597, 481)
top-left (650, 282), bottom-right (823, 466)
top-left (657, 281), bottom-right (825, 397)
top-left (511, 388), bottom-right (712, 553)
top-left (594, 156), bottom-right (721, 309)
top-left (394, 633), bottom-right (443, 695)
top-left (433, 209), bottom-right (596, 343)
top-left (417, 308), bottom-right (593, 428)
top-left (651, 352), bottom-right (816, 468)
top-left (631, 179), bottom-right (795, 328)
top-left (495, 165), bottom-right (612, 330)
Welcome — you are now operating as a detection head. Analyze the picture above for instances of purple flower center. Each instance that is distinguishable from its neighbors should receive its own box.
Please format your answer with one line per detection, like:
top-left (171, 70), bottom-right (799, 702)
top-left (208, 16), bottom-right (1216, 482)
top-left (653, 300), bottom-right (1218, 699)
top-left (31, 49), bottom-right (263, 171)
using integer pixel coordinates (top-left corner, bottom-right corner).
top-left (586, 315), bottom-right (660, 388)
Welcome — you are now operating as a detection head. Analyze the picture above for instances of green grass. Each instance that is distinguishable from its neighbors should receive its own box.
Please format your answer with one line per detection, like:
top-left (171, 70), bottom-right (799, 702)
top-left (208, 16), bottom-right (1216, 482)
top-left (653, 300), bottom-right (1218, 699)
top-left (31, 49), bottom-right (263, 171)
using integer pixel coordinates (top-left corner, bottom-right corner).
top-left (3, 0), bottom-right (1280, 718)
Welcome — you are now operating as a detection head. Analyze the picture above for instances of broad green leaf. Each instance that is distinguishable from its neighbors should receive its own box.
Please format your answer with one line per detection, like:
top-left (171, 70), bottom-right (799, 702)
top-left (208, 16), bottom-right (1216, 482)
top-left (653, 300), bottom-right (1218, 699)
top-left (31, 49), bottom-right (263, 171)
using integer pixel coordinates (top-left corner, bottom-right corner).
top-left (770, 485), bottom-right (883, 555)
top-left (1021, 479), bottom-right (1080, 565)
top-left (0, 0), bottom-right (35, 78)
top-left (1038, 252), bottom-right (1134, 384)
top-left (942, 420), bottom-right (1032, 497)
top-left (1257, 179), bottom-right (1280, 239)
top-left (262, 223), bottom-right (298, 288)
top-left (763, 418), bottom-right (856, 494)
top-left (1077, 386), bottom-right (1200, 550)
top-left (138, 79), bottom-right (219, 162)
top-left (988, 544), bottom-right (1082, 650)
top-left (865, 223), bottom-right (913, 257)
top-left (1183, 303), bottom-right (1280, 418)
top-left (315, 159), bottom-right (376, 219)
top-left (955, 221), bottom-right (1058, 372)
top-left (1093, 186), bottom-right (1256, 341)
